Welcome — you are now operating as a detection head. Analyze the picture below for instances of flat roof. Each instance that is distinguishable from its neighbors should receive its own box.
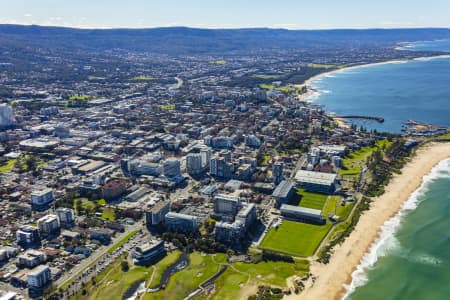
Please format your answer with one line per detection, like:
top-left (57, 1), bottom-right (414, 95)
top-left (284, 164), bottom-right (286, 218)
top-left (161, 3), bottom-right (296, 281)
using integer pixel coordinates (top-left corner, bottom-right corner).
top-left (280, 204), bottom-right (322, 216)
top-left (272, 180), bottom-right (295, 198)
top-left (294, 170), bottom-right (337, 185)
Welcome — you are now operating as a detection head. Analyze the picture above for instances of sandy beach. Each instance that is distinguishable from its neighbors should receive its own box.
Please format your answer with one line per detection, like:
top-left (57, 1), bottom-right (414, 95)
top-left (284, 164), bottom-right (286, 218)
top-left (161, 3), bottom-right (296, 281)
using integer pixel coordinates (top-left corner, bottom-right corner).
top-left (284, 142), bottom-right (450, 300)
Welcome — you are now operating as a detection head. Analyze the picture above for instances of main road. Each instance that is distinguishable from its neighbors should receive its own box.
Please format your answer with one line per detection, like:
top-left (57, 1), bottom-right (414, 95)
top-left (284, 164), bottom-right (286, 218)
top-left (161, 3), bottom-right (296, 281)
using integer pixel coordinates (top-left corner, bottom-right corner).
top-left (56, 222), bottom-right (143, 289)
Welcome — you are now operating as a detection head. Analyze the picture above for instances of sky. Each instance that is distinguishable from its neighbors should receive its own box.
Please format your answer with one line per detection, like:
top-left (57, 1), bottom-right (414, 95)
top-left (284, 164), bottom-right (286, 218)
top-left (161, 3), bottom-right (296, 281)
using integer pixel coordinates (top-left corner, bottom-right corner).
top-left (0, 0), bottom-right (449, 29)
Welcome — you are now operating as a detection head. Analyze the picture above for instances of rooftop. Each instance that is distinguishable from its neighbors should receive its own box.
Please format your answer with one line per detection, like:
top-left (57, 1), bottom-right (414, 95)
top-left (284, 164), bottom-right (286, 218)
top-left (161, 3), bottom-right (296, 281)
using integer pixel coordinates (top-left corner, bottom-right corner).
top-left (294, 170), bottom-right (337, 185)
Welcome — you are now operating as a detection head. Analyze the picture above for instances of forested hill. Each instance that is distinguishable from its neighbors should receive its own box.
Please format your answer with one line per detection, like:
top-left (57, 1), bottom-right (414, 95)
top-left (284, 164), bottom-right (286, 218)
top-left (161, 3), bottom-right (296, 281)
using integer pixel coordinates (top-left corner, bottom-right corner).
top-left (1, 25), bottom-right (450, 55)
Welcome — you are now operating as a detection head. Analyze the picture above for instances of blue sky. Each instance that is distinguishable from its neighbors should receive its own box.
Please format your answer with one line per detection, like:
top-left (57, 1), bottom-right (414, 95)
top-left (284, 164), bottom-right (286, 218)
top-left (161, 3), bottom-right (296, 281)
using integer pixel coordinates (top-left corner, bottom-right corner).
top-left (0, 0), bottom-right (449, 29)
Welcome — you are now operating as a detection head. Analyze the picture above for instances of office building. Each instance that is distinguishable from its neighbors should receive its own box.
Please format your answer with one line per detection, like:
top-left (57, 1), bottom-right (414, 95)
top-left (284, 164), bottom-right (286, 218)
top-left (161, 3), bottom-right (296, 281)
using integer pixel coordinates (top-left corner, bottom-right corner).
top-left (210, 157), bottom-right (233, 178)
top-left (163, 159), bottom-right (181, 177)
top-left (132, 240), bottom-right (166, 265)
top-left (236, 203), bottom-right (257, 229)
top-left (164, 212), bottom-right (198, 233)
top-left (272, 162), bottom-right (284, 185)
top-left (145, 201), bottom-right (170, 226)
top-left (186, 153), bottom-right (203, 175)
top-left (214, 194), bottom-right (240, 216)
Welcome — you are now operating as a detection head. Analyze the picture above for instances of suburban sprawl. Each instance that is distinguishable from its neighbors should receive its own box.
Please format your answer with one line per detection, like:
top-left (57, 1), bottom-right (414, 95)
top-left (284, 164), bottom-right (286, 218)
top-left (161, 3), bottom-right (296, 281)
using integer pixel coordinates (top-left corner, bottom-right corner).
top-left (1, 26), bottom-right (450, 300)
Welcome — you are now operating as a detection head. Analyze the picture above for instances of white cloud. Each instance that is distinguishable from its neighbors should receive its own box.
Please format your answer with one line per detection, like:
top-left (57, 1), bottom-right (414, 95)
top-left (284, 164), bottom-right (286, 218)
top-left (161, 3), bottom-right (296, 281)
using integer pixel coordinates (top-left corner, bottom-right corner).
top-left (24, 13), bottom-right (32, 17)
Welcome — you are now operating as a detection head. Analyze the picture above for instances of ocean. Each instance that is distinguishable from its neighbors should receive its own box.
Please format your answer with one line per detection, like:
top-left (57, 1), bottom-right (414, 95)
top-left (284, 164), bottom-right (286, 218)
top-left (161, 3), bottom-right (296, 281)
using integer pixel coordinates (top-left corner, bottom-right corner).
top-left (308, 40), bottom-right (450, 133)
top-left (307, 40), bottom-right (450, 300)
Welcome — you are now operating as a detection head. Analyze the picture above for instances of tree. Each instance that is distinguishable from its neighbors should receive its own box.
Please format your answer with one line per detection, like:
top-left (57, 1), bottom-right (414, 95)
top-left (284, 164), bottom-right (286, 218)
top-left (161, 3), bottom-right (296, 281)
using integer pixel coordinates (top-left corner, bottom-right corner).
top-left (121, 260), bottom-right (129, 272)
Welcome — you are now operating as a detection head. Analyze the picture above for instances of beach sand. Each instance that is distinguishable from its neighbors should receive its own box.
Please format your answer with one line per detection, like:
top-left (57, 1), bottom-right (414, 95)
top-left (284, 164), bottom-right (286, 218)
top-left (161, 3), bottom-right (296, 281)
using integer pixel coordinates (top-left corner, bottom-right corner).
top-left (284, 142), bottom-right (450, 300)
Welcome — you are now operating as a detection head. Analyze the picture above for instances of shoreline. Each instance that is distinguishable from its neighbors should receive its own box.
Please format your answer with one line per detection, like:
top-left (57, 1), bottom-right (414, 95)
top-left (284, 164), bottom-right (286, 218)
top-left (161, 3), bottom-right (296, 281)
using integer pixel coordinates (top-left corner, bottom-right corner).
top-left (284, 142), bottom-right (450, 300)
top-left (296, 53), bottom-right (450, 102)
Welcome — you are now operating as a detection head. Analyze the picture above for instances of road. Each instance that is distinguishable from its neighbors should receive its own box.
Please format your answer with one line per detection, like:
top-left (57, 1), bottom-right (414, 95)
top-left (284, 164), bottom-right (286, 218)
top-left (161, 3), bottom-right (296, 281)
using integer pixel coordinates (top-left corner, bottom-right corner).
top-left (57, 222), bottom-right (143, 296)
top-left (169, 76), bottom-right (183, 91)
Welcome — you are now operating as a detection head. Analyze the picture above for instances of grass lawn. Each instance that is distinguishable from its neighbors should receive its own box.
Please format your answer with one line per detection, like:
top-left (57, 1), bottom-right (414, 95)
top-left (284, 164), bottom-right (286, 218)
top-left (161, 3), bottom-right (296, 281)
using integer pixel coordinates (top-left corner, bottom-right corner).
top-left (130, 76), bottom-right (155, 81)
top-left (147, 251), bottom-right (182, 288)
top-left (322, 196), bottom-right (353, 221)
top-left (69, 94), bottom-right (94, 101)
top-left (307, 63), bottom-right (336, 69)
top-left (0, 159), bottom-right (16, 173)
top-left (339, 139), bottom-right (393, 177)
top-left (293, 189), bottom-right (328, 210)
top-left (144, 253), bottom-right (227, 300)
top-left (73, 198), bottom-right (96, 214)
top-left (211, 259), bottom-right (308, 300)
top-left (437, 132), bottom-right (450, 139)
top-left (260, 220), bottom-right (331, 257)
top-left (101, 207), bottom-right (116, 221)
top-left (72, 251), bottom-right (182, 300)
top-left (160, 104), bottom-right (175, 110)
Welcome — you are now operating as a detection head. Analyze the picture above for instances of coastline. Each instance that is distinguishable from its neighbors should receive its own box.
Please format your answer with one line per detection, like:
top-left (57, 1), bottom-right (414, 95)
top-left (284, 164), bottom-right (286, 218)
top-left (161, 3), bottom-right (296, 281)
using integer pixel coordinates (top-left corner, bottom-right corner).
top-left (296, 53), bottom-right (450, 102)
top-left (284, 142), bottom-right (450, 300)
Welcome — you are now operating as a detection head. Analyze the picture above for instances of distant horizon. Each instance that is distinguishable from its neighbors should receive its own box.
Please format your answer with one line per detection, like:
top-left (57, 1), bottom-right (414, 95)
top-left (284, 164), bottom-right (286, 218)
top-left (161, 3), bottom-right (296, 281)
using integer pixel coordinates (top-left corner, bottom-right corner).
top-left (1, 23), bottom-right (450, 31)
top-left (1, 0), bottom-right (450, 30)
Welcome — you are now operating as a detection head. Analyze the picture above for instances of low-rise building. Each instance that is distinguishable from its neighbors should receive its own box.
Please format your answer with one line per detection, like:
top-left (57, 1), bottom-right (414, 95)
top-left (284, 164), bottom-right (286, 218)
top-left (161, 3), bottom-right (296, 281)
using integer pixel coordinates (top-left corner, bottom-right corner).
top-left (18, 250), bottom-right (46, 268)
top-left (280, 204), bottom-right (325, 224)
top-left (272, 180), bottom-right (295, 207)
top-left (102, 179), bottom-right (127, 201)
top-left (294, 170), bottom-right (337, 194)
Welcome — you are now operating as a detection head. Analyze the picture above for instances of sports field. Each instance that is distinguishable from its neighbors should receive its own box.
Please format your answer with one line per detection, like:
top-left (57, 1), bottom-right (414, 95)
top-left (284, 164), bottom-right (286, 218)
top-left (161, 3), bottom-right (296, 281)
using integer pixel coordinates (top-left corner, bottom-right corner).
top-left (260, 220), bottom-right (331, 257)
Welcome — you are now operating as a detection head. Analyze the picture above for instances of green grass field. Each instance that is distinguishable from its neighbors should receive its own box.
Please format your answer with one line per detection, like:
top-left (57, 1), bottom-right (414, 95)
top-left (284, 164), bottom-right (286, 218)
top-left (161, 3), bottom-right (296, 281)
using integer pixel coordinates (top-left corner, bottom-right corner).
top-left (147, 251), bottom-right (182, 288)
top-left (307, 63), bottom-right (337, 69)
top-left (71, 251), bottom-right (182, 300)
top-left (295, 189), bottom-right (328, 210)
top-left (144, 253), bottom-right (227, 300)
top-left (339, 139), bottom-right (393, 177)
top-left (322, 196), bottom-right (353, 220)
top-left (160, 104), bottom-right (175, 110)
top-left (260, 220), bottom-right (331, 257)
top-left (211, 260), bottom-right (308, 300)
top-left (0, 159), bottom-right (16, 173)
top-left (101, 207), bottom-right (116, 221)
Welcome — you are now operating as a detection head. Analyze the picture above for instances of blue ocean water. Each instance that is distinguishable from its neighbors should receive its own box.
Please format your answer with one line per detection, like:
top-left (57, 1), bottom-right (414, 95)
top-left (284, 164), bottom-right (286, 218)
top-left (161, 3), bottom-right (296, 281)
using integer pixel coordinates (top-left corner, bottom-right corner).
top-left (320, 40), bottom-right (450, 300)
top-left (344, 159), bottom-right (450, 300)
top-left (309, 40), bottom-right (450, 133)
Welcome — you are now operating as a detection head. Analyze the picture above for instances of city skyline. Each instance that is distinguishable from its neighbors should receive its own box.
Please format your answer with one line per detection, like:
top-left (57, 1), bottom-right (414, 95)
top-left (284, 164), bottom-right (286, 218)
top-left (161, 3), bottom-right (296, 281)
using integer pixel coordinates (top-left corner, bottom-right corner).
top-left (1, 0), bottom-right (450, 29)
